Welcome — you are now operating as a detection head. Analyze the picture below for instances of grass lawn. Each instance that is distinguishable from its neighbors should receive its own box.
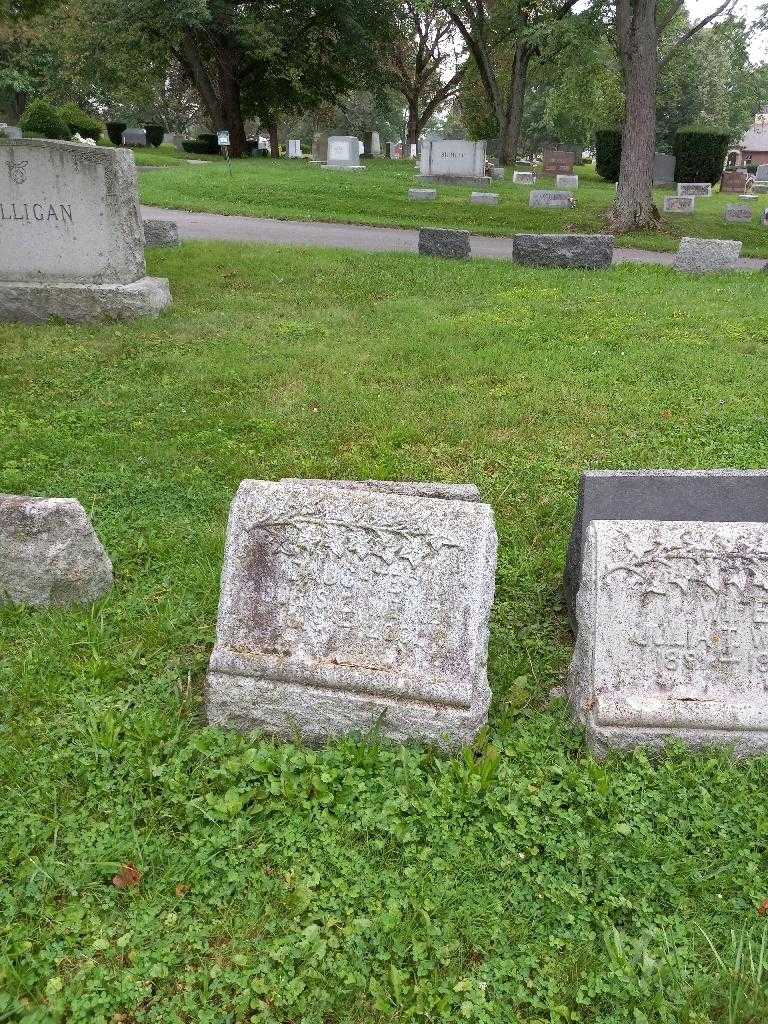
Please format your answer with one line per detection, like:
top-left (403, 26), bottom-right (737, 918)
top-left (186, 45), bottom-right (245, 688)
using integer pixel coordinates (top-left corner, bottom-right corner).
top-left (3, 243), bottom-right (768, 1023)
top-left (138, 156), bottom-right (768, 258)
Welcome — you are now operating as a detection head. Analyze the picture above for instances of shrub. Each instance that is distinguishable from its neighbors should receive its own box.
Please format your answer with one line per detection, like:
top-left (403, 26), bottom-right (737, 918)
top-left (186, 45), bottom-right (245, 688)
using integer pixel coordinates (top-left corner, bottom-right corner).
top-left (182, 133), bottom-right (219, 155)
top-left (144, 123), bottom-right (164, 148)
top-left (106, 121), bottom-right (127, 147)
top-left (19, 100), bottom-right (70, 140)
top-left (673, 127), bottom-right (730, 184)
top-left (595, 128), bottom-right (622, 182)
top-left (59, 103), bottom-right (103, 142)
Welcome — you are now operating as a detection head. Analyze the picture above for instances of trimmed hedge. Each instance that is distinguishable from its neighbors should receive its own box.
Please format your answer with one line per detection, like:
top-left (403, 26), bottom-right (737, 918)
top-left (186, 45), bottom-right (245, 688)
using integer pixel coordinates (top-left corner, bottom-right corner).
top-left (19, 100), bottom-right (70, 140)
top-left (595, 128), bottom-right (622, 182)
top-left (144, 123), bottom-right (164, 148)
top-left (182, 133), bottom-right (219, 155)
top-left (106, 121), bottom-right (126, 146)
top-left (673, 127), bottom-right (730, 184)
top-left (59, 103), bottom-right (103, 142)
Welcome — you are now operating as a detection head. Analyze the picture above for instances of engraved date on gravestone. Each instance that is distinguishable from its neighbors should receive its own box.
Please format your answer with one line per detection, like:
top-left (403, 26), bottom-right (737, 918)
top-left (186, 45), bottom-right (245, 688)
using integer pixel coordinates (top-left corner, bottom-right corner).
top-left (0, 201), bottom-right (73, 224)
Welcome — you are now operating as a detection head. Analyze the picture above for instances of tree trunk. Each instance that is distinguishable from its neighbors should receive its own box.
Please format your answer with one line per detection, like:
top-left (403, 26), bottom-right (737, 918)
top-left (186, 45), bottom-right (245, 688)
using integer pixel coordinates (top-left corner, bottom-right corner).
top-left (217, 63), bottom-right (247, 158)
top-left (613, 0), bottom-right (659, 231)
top-left (499, 46), bottom-right (530, 166)
top-left (406, 100), bottom-right (419, 148)
top-left (264, 115), bottom-right (280, 158)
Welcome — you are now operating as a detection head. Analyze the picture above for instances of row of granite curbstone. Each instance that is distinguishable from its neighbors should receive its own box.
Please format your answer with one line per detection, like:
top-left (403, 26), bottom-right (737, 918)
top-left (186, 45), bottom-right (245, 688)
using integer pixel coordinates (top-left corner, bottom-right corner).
top-left (10, 469), bottom-right (768, 757)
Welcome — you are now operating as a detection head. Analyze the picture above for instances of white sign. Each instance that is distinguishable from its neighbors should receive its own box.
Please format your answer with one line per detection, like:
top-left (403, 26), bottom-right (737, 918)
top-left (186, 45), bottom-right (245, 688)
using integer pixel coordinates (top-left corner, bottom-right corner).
top-left (217, 130), bottom-right (230, 148)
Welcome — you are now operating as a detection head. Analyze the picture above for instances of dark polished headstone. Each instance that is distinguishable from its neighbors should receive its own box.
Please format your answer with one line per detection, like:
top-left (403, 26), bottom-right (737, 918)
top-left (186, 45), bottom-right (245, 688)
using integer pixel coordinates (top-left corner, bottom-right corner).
top-left (564, 470), bottom-right (768, 629)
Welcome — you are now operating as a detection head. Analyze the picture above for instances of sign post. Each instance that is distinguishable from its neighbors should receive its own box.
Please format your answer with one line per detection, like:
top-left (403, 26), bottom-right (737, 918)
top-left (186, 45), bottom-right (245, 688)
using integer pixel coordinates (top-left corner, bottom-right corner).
top-left (217, 129), bottom-right (232, 176)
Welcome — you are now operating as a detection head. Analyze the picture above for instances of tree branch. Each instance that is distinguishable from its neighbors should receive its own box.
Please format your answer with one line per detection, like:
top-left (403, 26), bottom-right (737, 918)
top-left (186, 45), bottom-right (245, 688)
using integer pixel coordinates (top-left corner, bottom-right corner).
top-left (660, 0), bottom-right (735, 66)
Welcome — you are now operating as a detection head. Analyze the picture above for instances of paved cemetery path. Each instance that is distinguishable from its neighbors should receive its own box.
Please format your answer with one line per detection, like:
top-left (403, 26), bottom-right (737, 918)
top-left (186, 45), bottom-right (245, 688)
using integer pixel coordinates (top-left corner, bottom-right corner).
top-left (141, 206), bottom-right (767, 270)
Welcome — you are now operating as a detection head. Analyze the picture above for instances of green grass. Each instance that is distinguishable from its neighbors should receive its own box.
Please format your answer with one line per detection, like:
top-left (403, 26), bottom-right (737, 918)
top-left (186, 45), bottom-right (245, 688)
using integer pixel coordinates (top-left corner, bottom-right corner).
top-left (3, 243), bottom-right (768, 1023)
top-left (138, 157), bottom-right (768, 257)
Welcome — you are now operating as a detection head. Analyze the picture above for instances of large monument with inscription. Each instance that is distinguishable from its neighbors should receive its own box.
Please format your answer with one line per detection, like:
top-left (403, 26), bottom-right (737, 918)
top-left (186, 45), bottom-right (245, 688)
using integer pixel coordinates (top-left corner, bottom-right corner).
top-left (206, 478), bottom-right (498, 748)
top-left (418, 139), bottom-right (490, 185)
top-left (569, 519), bottom-right (768, 756)
top-left (0, 138), bottom-right (171, 323)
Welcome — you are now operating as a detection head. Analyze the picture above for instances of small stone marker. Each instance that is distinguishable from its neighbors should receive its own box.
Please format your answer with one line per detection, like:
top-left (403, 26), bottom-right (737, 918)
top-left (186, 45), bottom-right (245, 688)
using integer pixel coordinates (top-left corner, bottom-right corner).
top-left (513, 233), bottom-right (613, 270)
top-left (323, 136), bottom-right (364, 170)
top-left (653, 152), bottom-right (676, 187)
top-left (663, 196), bottom-right (695, 214)
top-left (491, 166), bottom-right (505, 180)
top-left (0, 138), bottom-right (171, 323)
top-left (418, 139), bottom-right (489, 185)
top-left (674, 237), bottom-right (742, 273)
top-left (542, 149), bottom-right (574, 175)
top-left (677, 182), bottom-right (712, 198)
top-left (0, 494), bottom-right (113, 607)
top-left (568, 518), bottom-right (768, 756)
top-left (409, 188), bottom-right (436, 201)
top-left (555, 174), bottom-right (578, 190)
top-left (470, 191), bottom-right (499, 205)
top-left (529, 190), bottom-right (572, 209)
top-left (287, 139), bottom-right (302, 158)
top-left (563, 469), bottom-right (768, 627)
top-left (143, 219), bottom-right (180, 247)
top-left (122, 128), bottom-right (146, 147)
top-left (206, 479), bottom-right (498, 747)
top-left (513, 171), bottom-right (535, 185)
top-left (725, 204), bottom-right (753, 224)
top-left (739, 194), bottom-right (758, 201)
top-left (418, 227), bottom-right (471, 259)
top-left (721, 170), bottom-right (748, 194)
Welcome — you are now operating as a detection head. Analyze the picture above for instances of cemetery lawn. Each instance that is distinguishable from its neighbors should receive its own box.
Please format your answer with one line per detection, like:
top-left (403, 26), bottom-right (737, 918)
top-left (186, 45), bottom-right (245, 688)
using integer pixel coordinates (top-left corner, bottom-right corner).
top-left (4, 241), bottom-right (768, 1024)
top-left (139, 157), bottom-right (768, 258)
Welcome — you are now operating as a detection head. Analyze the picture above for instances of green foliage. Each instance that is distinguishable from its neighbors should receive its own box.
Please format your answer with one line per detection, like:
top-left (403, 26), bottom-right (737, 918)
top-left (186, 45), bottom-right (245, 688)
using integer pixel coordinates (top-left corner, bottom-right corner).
top-left (144, 122), bottom-right (164, 147)
top-left (182, 133), bottom-right (219, 154)
top-left (58, 101), bottom-right (103, 140)
top-left (3, 243), bottom-right (768, 1022)
top-left (106, 120), bottom-right (126, 146)
top-left (595, 128), bottom-right (622, 182)
top-left (18, 97), bottom-right (69, 138)
top-left (674, 126), bottom-right (731, 184)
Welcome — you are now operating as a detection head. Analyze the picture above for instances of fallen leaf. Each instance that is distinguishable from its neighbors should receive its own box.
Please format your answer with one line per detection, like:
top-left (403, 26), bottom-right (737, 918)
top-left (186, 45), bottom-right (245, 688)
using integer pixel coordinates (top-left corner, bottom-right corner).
top-left (757, 899), bottom-right (768, 916)
top-left (112, 864), bottom-right (142, 889)
top-left (175, 884), bottom-right (190, 898)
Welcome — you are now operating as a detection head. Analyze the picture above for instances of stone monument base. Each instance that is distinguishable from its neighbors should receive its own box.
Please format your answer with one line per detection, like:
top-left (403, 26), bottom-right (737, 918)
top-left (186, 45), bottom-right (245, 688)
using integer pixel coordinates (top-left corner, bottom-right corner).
top-left (418, 174), bottom-right (491, 186)
top-left (206, 656), bottom-right (490, 750)
top-left (321, 164), bottom-right (366, 171)
top-left (0, 276), bottom-right (171, 324)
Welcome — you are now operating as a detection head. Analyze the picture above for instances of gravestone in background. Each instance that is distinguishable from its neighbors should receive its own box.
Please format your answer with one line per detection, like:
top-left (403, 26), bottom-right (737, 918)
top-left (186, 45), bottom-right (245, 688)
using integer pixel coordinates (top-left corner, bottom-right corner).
top-left (409, 188), bottom-right (436, 201)
top-left (556, 174), bottom-right (579, 190)
top-left (470, 191), bottom-right (499, 205)
top-left (663, 196), bottom-right (695, 214)
top-left (674, 237), bottom-right (741, 273)
top-left (386, 142), bottom-right (400, 159)
top-left (756, 164), bottom-right (768, 181)
top-left (0, 138), bottom-right (171, 322)
top-left (513, 171), bottom-right (535, 185)
top-left (563, 469), bottom-right (768, 627)
top-left (418, 227), bottom-right (471, 259)
top-left (0, 494), bottom-right (113, 607)
top-left (529, 190), bottom-right (572, 209)
top-left (363, 131), bottom-right (381, 158)
top-left (0, 124), bottom-right (23, 140)
top-left (206, 479), bottom-right (498, 748)
top-left (653, 152), bottom-right (676, 186)
top-left (569, 518), bottom-right (768, 756)
top-left (122, 128), bottom-right (146, 147)
top-left (162, 133), bottom-right (183, 149)
top-left (143, 218), bottom-right (180, 247)
top-left (721, 170), bottom-right (748, 194)
top-left (542, 149), bottom-right (574, 175)
top-left (287, 139), bottom-right (302, 158)
top-left (323, 136), bottom-right (364, 170)
top-left (677, 182), bottom-right (712, 198)
top-left (725, 204), bottom-right (753, 224)
top-left (418, 139), bottom-right (490, 185)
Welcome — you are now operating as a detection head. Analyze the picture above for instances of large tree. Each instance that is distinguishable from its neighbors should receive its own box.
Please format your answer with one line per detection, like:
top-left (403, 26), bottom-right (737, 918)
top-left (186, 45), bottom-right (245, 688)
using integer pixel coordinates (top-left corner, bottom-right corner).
top-left (612, 0), bottom-right (735, 232)
top-left (442, 0), bottom-right (581, 165)
top-left (390, 2), bottom-right (466, 148)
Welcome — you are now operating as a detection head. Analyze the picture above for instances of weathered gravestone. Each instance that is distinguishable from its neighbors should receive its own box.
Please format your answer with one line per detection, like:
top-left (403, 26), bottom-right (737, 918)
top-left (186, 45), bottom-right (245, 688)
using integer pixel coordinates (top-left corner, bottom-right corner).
top-left (0, 138), bottom-right (171, 323)
top-left (162, 133), bottom-right (183, 149)
top-left (287, 139), bottom-right (302, 159)
top-left (470, 191), bottom-right (499, 205)
top-left (323, 136), bottom-right (364, 170)
top-left (653, 152), bottom-right (676, 186)
top-left (753, 182), bottom-right (768, 193)
top-left (513, 233), bottom-right (613, 270)
top-left (568, 518), bottom-right (768, 756)
top-left (563, 469), bottom-right (768, 628)
top-left (542, 149), bottom-right (574, 175)
top-left (122, 128), bottom-right (146, 147)
top-left (721, 170), bottom-right (748, 194)
top-left (409, 188), bottom-right (436, 201)
top-left (556, 174), bottom-right (579, 190)
top-left (677, 182), bottom-right (712, 198)
top-left (386, 142), bottom-right (400, 160)
top-left (674, 237), bottom-right (741, 273)
top-left (143, 218), bottom-right (180, 247)
top-left (529, 190), bottom-right (573, 209)
top-left (513, 170), bottom-right (536, 185)
top-left (418, 227), bottom-right (471, 259)
top-left (725, 204), bottom-right (753, 224)
top-left (418, 139), bottom-right (489, 185)
top-left (491, 166), bottom-right (505, 181)
top-left (756, 164), bottom-right (768, 181)
top-left (663, 196), bottom-right (695, 214)
top-left (311, 133), bottom-right (329, 163)
top-left (0, 494), bottom-right (113, 607)
top-left (0, 124), bottom-right (23, 140)
top-left (363, 131), bottom-right (381, 158)
top-left (206, 479), bottom-right (498, 747)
